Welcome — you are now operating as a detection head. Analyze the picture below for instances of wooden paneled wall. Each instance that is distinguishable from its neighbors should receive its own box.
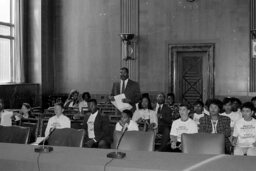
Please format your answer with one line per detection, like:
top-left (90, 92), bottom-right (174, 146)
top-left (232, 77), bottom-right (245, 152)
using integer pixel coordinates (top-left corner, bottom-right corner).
top-left (0, 84), bottom-right (39, 108)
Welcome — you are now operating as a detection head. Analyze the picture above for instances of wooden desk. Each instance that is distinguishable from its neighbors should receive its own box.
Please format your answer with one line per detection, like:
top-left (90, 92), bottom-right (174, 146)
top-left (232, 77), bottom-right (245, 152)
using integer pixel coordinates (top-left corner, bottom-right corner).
top-left (0, 143), bottom-right (255, 171)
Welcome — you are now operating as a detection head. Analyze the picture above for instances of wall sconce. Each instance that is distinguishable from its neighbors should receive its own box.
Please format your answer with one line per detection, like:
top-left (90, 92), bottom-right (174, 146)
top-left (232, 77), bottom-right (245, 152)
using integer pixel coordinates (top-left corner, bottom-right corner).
top-left (120, 33), bottom-right (136, 61)
top-left (251, 30), bottom-right (256, 58)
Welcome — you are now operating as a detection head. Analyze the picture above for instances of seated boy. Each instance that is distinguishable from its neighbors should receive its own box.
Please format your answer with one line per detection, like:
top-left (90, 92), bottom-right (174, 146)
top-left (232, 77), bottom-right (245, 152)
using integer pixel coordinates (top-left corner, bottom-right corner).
top-left (232, 102), bottom-right (256, 156)
top-left (115, 110), bottom-right (139, 131)
top-left (170, 104), bottom-right (198, 152)
top-left (191, 100), bottom-right (205, 125)
top-left (220, 97), bottom-right (242, 130)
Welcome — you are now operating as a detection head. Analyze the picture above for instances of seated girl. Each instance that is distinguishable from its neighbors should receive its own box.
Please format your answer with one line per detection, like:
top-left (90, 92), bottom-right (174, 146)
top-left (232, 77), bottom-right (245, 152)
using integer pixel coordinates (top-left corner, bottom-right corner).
top-left (132, 96), bottom-right (157, 131)
top-left (64, 89), bottom-right (80, 109)
top-left (79, 92), bottom-right (91, 112)
top-left (13, 103), bottom-right (34, 121)
top-left (115, 110), bottom-right (138, 131)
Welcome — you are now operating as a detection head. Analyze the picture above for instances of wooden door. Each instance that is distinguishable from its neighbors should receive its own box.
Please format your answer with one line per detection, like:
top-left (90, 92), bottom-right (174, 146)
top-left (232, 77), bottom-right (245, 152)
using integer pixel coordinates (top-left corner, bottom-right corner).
top-left (176, 52), bottom-right (206, 105)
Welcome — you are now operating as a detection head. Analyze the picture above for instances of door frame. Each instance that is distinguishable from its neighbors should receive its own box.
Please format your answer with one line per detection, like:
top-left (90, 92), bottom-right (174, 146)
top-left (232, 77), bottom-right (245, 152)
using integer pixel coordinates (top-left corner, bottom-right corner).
top-left (168, 43), bottom-right (215, 103)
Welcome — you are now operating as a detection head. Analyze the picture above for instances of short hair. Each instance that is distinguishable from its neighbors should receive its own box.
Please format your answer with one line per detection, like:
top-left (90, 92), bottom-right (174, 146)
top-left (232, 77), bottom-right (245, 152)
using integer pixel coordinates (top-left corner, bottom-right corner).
top-left (179, 103), bottom-right (190, 110)
top-left (141, 93), bottom-right (149, 99)
top-left (231, 97), bottom-right (242, 106)
top-left (88, 99), bottom-right (97, 106)
top-left (207, 99), bottom-right (223, 110)
top-left (82, 92), bottom-right (91, 100)
top-left (222, 97), bottom-right (232, 105)
top-left (120, 67), bottom-right (129, 74)
top-left (54, 102), bottom-right (63, 108)
top-left (122, 110), bottom-right (133, 118)
top-left (138, 96), bottom-right (153, 110)
top-left (193, 100), bottom-right (204, 107)
top-left (167, 93), bottom-right (175, 99)
top-left (205, 99), bottom-right (212, 108)
top-left (241, 102), bottom-right (254, 111)
top-left (22, 103), bottom-right (31, 109)
top-left (251, 96), bottom-right (256, 102)
top-left (157, 92), bottom-right (165, 99)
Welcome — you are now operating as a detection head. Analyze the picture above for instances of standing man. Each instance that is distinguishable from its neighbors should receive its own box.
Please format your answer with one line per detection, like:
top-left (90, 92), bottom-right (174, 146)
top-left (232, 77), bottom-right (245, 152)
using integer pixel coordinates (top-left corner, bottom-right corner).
top-left (110, 67), bottom-right (141, 110)
top-left (83, 99), bottom-right (111, 148)
top-left (154, 93), bottom-right (175, 151)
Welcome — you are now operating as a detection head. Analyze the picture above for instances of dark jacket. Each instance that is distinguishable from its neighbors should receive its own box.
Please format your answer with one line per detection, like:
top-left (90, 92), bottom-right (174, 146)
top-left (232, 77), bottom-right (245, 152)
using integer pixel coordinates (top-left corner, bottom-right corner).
top-left (111, 79), bottom-right (141, 106)
top-left (83, 110), bottom-right (111, 143)
top-left (154, 104), bottom-right (174, 127)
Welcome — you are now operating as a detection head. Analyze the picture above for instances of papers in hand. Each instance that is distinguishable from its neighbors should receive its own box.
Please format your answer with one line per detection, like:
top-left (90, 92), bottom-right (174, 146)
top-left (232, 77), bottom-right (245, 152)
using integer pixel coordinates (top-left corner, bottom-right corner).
top-left (0, 111), bottom-right (13, 126)
top-left (111, 94), bottom-right (132, 112)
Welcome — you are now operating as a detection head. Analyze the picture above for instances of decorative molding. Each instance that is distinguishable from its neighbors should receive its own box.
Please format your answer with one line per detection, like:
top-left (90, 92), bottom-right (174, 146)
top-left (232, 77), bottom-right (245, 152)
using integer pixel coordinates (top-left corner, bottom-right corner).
top-left (168, 43), bottom-right (215, 103)
top-left (120, 0), bottom-right (139, 81)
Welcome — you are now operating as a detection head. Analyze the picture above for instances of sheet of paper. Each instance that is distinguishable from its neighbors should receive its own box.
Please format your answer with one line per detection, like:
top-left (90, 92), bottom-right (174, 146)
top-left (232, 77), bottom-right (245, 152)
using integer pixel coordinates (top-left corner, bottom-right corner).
top-left (111, 94), bottom-right (132, 112)
top-left (0, 111), bottom-right (13, 126)
top-left (31, 137), bottom-right (45, 145)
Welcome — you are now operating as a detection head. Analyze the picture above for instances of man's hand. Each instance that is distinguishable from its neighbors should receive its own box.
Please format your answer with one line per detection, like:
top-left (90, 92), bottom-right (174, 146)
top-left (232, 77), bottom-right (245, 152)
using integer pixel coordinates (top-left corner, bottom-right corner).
top-left (171, 141), bottom-right (177, 149)
top-left (148, 123), bottom-right (156, 130)
top-left (86, 139), bottom-right (95, 148)
top-left (122, 98), bottom-right (131, 103)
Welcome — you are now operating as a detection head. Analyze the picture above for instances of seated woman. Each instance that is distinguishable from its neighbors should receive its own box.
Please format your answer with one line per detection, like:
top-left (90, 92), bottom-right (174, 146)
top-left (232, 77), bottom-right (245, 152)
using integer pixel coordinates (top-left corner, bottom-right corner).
top-left (64, 89), bottom-right (80, 109)
top-left (79, 92), bottom-right (91, 112)
top-left (132, 96), bottom-right (157, 131)
top-left (13, 103), bottom-right (33, 121)
top-left (116, 110), bottom-right (139, 131)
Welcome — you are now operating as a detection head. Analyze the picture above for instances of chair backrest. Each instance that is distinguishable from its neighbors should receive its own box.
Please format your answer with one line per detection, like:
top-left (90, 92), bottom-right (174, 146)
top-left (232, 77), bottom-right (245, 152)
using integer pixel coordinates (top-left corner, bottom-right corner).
top-left (0, 125), bottom-right (30, 144)
top-left (112, 131), bottom-right (155, 151)
top-left (47, 128), bottom-right (85, 147)
top-left (39, 118), bottom-right (49, 137)
top-left (181, 133), bottom-right (225, 155)
top-left (19, 118), bottom-right (40, 143)
top-left (71, 120), bottom-right (84, 129)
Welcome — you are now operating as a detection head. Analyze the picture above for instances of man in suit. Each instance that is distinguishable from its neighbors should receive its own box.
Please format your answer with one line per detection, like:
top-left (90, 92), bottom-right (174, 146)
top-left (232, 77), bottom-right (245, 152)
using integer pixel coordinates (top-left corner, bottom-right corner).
top-left (199, 99), bottom-right (232, 154)
top-left (83, 99), bottom-right (111, 148)
top-left (154, 93), bottom-right (177, 151)
top-left (110, 67), bottom-right (141, 110)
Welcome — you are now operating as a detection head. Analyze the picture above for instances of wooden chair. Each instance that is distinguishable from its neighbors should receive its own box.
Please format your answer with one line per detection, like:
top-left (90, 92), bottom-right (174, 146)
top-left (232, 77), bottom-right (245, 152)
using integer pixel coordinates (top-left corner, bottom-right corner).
top-left (0, 125), bottom-right (30, 144)
top-left (112, 131), bottom-right (155, 151)
top-left (181, 133), bottom-right (225, 155)
top-left (19, 118), bottom-right (40, 143)
top-left (71, 119), bottom-right (84, 129)
top-left (39, 118), bottom-right (49, 137)
top-left (47, 128), bottom-right (85, 147)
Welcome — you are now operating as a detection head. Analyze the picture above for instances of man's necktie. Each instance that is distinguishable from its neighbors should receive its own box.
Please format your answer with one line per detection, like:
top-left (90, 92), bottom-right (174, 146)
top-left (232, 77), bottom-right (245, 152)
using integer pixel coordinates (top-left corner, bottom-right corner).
top-left (157, 105), bottom-right (162, 118)
top-left (121, 80), bottom-right (125, 93)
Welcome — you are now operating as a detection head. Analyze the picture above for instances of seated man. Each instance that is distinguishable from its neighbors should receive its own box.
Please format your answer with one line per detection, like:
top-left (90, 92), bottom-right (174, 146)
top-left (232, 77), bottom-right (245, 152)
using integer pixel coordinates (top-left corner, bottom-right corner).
top-left (115, 110), bottom-right (139, 131)
top-left (45, 102), bottom-right (71, 136)
top-left (170, 104), bottom-right (198, 152)
top-left (83, 99), bottom-right (111, 148)
top-left (199, 99), bottom-right (232, 154)
top-left (154, 93), bottom-right (174, 151)
top-left (232, 102), bottom-right (256, 156)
